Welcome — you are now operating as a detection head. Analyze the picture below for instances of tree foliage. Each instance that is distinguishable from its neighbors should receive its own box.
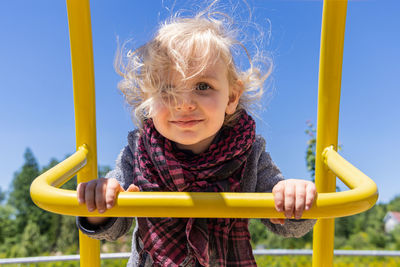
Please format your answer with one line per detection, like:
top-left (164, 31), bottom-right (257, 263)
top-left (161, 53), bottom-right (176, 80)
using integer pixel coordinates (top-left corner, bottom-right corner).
top-left (305, 121), bottom-right (316, 180)
top-left (0, 148), bottom-right (112, 258)
top-left (0, 186), bottom-right (5, 203)
top-left (8, 148), bottom-right (41, 233)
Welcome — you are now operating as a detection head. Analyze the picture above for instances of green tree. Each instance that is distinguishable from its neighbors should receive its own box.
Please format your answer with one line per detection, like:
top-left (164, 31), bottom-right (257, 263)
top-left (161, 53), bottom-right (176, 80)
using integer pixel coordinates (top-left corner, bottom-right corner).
top-left (305, 121), bottom-right (316, 180)
top-left (249, 219), bottom-right (270, 246)
top-left (0, 148), bottom-right (113, 257)
top-left (345, 231), bottom-right (371, 249)
top-left (15, 220), bottom-right (49, 257)
top-left (4, 149), bottom-right (58, 255)
top-left (0, 186), bottom-right (5, 203)
top-left (389, 225), bottom-right (400, 250)
top-left (249, 219), bottom-right (313, 249)
top-left (55, 215), bottom-right (79, 254)
top-left (334, 202), bottom-right (389, 249)
top-left (0, 204), bottom-right (17, 254)
top-left (335, 216), bottom-right (354, 240)
top-left (7, 148), bottom-right (41, 234)
top-left (388, 195), bottom-right (400, 211)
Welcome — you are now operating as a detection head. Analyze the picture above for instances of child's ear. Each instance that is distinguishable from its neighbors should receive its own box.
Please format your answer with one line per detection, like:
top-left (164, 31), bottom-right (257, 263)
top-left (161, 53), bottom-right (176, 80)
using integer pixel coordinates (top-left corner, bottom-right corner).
top-left (226, 80), bottom-right (244, 115)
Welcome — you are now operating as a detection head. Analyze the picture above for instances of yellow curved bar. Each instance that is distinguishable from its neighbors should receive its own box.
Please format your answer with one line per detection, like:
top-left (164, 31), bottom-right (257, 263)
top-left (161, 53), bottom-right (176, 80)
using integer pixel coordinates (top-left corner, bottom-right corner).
top-left (30, 145), bottom-right (88, 206)
top-left (30, 145), bottom-right (377, 219)
top-left (323, 146), bottom-right (378, 212)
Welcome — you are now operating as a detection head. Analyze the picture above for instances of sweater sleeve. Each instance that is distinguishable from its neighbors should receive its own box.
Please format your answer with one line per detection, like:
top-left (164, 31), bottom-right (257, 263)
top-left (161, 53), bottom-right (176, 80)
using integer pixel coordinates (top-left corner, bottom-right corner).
top-left (249, 136), bottom-right (316, 238)
top-left (76, 131), bottom-right (139, 241)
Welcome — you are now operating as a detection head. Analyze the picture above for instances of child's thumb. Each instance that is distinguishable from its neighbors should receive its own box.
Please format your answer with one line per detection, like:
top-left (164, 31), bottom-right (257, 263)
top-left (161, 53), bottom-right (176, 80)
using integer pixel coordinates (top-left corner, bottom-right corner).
top-left (126, 184), bottom-right (140, 192)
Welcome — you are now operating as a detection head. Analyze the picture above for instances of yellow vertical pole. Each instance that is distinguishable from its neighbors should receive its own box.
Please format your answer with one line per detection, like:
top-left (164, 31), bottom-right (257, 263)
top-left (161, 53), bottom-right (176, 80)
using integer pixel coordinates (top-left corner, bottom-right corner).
top-left (312, 1), bottom-right (347, 267)
top-left (65, 0), bottom-right (100, 266)
top-left (313, 0), bottom-right (347, 267)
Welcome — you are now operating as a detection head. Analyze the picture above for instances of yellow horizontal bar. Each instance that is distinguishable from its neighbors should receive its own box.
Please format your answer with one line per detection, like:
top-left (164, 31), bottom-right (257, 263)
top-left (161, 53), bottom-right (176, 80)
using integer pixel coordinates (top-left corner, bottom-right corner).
top-left (30, 145), bottom-right (378, 219)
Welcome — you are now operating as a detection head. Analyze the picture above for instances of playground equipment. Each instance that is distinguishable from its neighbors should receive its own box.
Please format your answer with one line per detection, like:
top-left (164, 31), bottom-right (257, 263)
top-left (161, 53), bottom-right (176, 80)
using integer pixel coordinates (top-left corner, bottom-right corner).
top-left (30, 0), bottom-right (378, 266)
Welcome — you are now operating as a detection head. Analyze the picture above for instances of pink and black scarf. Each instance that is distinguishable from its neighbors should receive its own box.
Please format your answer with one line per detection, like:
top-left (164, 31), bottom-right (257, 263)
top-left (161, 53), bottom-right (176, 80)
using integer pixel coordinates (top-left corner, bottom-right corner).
top-left (133, 111), bottom-right (257, 266)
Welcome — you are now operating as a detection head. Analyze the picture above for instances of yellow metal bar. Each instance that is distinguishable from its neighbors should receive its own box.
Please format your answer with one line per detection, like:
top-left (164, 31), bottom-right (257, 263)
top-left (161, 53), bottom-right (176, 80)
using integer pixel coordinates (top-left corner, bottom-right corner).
top-left (313, 0), bottom-right (348, 266)
top-left (323, 146), bottom-right (378, 209)
top-left (65, 0), bottom-right (99, 266)
top-left (31, 146), bottom-right (377, 219)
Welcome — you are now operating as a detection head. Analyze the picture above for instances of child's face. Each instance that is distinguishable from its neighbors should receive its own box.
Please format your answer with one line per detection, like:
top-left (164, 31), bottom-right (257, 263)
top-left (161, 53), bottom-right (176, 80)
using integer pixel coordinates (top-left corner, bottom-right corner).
top-left (151, 59), bottom-right (241, 154)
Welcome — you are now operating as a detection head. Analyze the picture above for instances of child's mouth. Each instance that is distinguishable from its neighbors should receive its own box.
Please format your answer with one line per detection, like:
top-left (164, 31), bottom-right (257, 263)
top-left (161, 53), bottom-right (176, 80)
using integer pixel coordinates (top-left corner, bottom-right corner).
top-left (170, 119), bottom-right (203, 128)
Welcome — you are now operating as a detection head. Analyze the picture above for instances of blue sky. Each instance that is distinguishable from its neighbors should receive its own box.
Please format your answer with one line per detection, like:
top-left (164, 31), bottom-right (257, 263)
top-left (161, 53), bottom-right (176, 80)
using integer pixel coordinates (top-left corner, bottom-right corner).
top-left (0, 0), bottom-right (399, 203)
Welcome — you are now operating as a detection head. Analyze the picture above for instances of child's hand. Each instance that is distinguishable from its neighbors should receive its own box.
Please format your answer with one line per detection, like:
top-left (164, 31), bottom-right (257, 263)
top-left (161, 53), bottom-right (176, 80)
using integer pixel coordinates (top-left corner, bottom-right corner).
top-left (270, 179), bottom-right (316, 225)
top-left (77, 178), bottom-right (139, 224)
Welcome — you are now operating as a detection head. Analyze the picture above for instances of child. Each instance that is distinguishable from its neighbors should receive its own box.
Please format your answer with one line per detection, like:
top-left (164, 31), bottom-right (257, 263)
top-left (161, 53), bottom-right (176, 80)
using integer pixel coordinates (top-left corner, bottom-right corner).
top-left (76, 8), bottom-right (316, 267)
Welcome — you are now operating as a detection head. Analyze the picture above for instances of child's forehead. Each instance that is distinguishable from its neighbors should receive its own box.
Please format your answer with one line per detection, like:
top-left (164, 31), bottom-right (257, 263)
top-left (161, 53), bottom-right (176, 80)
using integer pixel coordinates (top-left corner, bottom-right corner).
top-left (165, 58), bottom-right (228, 83)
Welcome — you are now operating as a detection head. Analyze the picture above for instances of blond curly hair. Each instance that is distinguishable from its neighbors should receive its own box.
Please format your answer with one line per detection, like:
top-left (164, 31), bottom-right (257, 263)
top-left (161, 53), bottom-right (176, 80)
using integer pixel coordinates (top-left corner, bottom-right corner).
top-left (115, 8), bottom-right (271, 127)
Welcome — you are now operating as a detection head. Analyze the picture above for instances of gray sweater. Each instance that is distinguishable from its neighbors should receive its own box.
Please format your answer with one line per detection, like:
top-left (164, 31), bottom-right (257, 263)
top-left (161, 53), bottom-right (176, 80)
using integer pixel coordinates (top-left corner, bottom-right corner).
top-left (77, 131), bottom-right (315, 266)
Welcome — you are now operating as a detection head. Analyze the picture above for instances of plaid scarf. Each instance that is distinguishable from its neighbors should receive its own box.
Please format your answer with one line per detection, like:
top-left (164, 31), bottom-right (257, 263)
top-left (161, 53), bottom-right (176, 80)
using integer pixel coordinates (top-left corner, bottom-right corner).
top-left (133, 111), bottom-right (257, 267)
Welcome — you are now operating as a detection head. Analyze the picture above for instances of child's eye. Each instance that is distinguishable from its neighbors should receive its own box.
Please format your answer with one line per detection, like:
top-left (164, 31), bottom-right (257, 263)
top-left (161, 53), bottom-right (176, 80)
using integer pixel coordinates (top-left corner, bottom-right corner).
top-left (195, 82), bottom-right (212, 91)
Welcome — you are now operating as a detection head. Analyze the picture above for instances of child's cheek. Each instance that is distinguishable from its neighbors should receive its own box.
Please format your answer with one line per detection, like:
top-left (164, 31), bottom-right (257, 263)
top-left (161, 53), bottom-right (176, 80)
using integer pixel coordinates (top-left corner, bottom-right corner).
top-left (149, 99), bottom-right (171, 121)
top-left (151, 99), bottom-right (165, 114)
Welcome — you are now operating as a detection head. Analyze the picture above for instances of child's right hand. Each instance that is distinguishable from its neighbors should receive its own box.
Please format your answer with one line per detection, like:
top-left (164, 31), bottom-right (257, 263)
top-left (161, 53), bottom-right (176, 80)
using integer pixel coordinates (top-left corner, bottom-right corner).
top-left (77, 178), bottom-right (139, 224)
top-left (270, 179), bottom-right (316, 225)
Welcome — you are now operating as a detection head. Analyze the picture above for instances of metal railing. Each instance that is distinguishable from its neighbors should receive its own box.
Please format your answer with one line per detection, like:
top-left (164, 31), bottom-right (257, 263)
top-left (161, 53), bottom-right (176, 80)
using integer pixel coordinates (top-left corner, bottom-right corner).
top-left (2, 250), bottom-right (400, 265)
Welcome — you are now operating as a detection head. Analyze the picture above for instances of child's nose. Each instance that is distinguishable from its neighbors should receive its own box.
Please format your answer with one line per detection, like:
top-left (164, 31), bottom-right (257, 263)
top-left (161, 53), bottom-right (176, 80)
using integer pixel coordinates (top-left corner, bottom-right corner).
top-left (175, 93), bottom-right (196, 111)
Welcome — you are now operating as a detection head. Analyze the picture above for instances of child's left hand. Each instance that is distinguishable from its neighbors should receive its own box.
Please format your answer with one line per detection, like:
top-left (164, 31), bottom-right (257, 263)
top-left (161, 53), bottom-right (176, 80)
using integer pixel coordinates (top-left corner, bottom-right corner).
top-left (270, 179), bottom-right (316, 225)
